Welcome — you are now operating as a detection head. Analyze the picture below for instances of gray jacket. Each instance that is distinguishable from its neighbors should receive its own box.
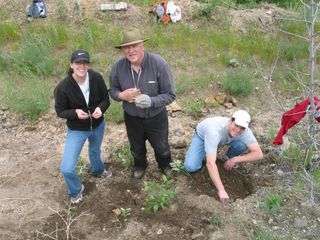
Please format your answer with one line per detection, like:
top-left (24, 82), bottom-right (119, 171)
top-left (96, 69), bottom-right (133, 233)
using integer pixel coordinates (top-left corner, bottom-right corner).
top-left (109, 51), bottom-right (175, 118)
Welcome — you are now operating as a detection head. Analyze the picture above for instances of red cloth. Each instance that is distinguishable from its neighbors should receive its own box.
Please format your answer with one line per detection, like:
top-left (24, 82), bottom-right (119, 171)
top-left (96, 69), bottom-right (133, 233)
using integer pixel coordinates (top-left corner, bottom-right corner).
top-left (273, 97), bottom-right (320, 145)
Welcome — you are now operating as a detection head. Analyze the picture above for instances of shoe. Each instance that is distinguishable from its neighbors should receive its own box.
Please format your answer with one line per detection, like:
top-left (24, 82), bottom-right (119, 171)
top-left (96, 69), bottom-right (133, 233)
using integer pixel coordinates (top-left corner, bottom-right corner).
top-left (71, 184), bottom-right (84, 204)
top-left (101, 170), bottom-right (112, 178)
top-left (91, 169), bottom-right (112, 178)
top-left (133, 169), bottom-right (145, 179)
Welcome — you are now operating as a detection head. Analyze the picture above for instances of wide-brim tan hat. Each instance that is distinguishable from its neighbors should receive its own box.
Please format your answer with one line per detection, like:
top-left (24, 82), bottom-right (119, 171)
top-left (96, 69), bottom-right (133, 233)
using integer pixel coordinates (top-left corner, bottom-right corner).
top-left (115, 29), bottom-right (149, 49)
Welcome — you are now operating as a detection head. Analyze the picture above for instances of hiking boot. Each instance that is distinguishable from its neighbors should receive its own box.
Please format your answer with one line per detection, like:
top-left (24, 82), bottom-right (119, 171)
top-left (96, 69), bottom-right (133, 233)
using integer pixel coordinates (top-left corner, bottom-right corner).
top-left (91, 169), bottom-right (112, 178)
top-left (71, 184), bottom-right (84, 204)
top-left (133, 169), bottom-right (145, 179)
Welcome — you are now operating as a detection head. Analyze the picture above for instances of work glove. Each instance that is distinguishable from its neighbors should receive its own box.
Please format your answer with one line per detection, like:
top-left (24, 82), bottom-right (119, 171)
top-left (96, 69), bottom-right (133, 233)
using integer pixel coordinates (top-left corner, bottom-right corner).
top-left (135, 94), bottom-right (152, 109)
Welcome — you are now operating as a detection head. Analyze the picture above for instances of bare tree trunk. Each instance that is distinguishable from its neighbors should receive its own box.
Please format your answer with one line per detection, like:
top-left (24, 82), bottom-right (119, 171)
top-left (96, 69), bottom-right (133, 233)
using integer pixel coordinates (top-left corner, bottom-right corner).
top-left (307, 0), bottom-right (316, 148)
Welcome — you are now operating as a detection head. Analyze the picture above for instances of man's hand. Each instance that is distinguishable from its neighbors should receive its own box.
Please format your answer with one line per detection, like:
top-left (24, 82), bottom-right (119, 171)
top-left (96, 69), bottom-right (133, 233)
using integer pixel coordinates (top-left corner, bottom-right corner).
top-left (135, 94), bottom-right (152, 108)
top-left (218, 190), bottom-right (230, 203)
top-left (118, 88), bottom-right (141, 103)
top-left (92, 107), bottom-right (102, 119)
top-left (75, 109), bottom-right (89, 119)
top-left (224, 158), bottom-right (238, 170)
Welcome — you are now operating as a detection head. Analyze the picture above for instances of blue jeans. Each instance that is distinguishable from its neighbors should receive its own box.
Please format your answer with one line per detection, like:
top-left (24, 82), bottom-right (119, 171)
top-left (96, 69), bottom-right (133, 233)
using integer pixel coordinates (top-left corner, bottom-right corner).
top-left (184, 133), bottom-right (247, 173)
top-left (61, 121), bottom-right (105, 197)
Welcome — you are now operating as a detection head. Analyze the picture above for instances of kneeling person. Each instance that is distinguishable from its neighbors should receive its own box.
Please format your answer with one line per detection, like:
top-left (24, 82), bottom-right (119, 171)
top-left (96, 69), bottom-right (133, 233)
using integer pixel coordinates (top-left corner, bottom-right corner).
top-left (184, 110), bottom-right (263, 202)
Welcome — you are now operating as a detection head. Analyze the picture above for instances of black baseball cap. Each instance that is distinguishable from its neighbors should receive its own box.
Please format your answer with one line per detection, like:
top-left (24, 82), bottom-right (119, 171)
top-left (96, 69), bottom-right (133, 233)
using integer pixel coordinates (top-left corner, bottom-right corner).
top-left (70, 50), bottom-right (90, 63)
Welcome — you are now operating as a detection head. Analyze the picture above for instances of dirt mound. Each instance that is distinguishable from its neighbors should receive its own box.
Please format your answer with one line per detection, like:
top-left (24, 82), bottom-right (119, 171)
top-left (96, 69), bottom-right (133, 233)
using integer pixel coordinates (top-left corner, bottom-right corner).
top-left (228, 4), bottom-right (297, 32)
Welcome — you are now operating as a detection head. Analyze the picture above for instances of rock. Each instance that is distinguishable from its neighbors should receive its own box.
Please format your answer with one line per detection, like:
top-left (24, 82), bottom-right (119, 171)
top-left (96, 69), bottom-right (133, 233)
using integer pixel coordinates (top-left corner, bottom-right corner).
top-left (223, 103), bottom-right (233, 109)
top-left (215, 93), bottom-right (226, 105)
top-left (294, 218), bottom-right (308, 228)
top-left (112, 208), bottom-right (121, 216)
top-left (228, 58), bottom-right (239, 67)
top-left (191, 229), bottom-right (204, 239)
top-left (156, 229), bottom-right (163, 235)
top-left (225, 95), bottom-right (237, 106)
top-left (204, 96), bottom-right (219, 107)
top-left (167, 101), bottom-right (182, 112)
top-left (209, 230), bottom-right (224, 240)
top-left (3, 121), bottom-right (18, 128)
top-left (100, 2), bottom-right (128, 11)
top-left (24, 126), bottom-right (37, 131)
top-left (276, 169), bottom-right (284, 175)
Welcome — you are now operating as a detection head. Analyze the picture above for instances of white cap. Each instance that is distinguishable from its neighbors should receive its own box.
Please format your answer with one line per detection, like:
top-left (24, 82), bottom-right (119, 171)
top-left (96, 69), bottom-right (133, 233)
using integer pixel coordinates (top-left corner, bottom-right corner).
top-left (232, 110), bottom-right (251, 129)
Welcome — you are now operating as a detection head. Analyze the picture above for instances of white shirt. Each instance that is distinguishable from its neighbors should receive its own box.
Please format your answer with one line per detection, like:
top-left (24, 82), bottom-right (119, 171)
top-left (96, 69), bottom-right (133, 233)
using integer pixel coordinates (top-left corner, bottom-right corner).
top-left (196, 117), bottom-right (257, 155)
top-left (78, 73), bottom-right (90, 105)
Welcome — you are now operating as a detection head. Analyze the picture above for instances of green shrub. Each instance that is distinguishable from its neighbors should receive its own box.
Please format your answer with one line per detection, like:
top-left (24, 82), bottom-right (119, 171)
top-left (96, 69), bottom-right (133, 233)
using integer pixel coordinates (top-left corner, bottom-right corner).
top-left (142, 175), bottom-right (177, 213)
top-left (0, 21), bottom-right (20, 43)
top-left (2, 72), bottom-right (51, 121)
top-left (106, 100), bottom-right (124, 123)
top-left (210, 213), bottom-right (222, 227)
top-left (9, 35), bottom-right (54, 76)
top-left (175, 74), bottom-right (194, 95)
top-left (238, 31), bottom-right (277, 64)
top-left (114, 144), bottom-right (134, 169)
top-left (280, 143), bottom-right (303, 167)
top-left (279, 39), bottom-right (308, 61)
top-left (169, 159), bottom-right (190, 176)
top-left (183, 98), bottom-right (204, 116)
top-left (45, 22), bottom-right (69, 48)
top-left (222, 69), bottom-right (255, 96)
top-left (263, 193), bottom-right (283, 215)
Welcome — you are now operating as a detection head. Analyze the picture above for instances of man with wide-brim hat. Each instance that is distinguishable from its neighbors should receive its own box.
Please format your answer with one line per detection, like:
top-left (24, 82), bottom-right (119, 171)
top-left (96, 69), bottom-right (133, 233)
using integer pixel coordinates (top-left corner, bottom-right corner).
top-left (109, 28), bottom-right (176, 179)
top-left (115, 28), bottom-right (149, 49)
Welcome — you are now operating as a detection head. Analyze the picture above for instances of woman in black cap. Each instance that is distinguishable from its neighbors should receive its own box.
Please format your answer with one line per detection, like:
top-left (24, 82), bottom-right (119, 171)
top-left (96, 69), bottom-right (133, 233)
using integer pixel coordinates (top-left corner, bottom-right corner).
top-left (54, 50), bottom-right (112, 204)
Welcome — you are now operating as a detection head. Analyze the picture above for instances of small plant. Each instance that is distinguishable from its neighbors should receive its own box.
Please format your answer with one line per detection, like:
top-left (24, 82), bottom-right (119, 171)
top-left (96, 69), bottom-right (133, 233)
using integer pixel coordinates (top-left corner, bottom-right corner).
top-left (267, 127), bottom-right (277, 143)
top-left (76, 156), bottom-right (87, 178)
top-left (280, 143), bottom-right (303, 169)
top-left (120, 208), bottom-right (132, 218)
top-left (210, 213), bottom-right (222, 227)
top-left (184, 98), bottom-right (204, 116)
top-left (114, 144), bottom-right (134, 169)
top-left (312, 167), bottom-right (320, 183)
top-left (222, 69), bottom-right (255, 96)
top-left (250, 227), bottom-right (289, 240)
top-left (169, 159), bottom-right (190, 176)
top-left (142, 175), bottom-right (177, 213)
top-left (263, 193), bottom-right (283, 215)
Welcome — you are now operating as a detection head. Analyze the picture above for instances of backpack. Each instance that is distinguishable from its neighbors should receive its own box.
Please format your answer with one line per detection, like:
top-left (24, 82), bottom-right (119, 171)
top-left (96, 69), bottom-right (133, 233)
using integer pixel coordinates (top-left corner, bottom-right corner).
top-left (27, 0), bottom-right (47, 18)
top-left (149, 1), bottom-right (171, 24)
top-left (149, 1), bottom-right (181, 24)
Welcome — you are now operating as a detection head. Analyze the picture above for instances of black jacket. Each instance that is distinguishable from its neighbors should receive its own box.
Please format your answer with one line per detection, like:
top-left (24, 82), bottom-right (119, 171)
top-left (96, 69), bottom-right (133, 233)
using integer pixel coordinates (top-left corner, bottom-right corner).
top-left (54, 69), bottom-right (110, 131)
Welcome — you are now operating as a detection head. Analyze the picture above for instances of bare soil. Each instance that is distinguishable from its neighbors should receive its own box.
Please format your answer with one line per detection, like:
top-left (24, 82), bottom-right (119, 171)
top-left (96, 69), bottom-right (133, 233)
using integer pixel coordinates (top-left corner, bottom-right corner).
top-left (1, 105), bottom-right (319, 240)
